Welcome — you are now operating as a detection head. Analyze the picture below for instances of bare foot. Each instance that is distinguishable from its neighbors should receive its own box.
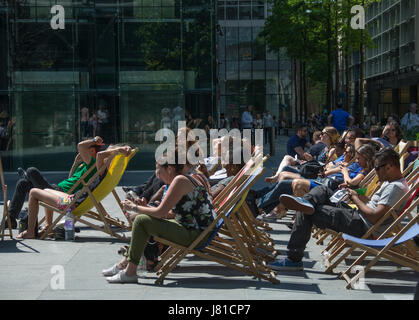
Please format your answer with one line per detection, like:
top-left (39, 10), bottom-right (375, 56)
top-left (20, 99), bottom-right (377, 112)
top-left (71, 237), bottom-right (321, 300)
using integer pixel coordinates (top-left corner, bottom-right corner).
top-left (16, 230), bottom-right (35, 240)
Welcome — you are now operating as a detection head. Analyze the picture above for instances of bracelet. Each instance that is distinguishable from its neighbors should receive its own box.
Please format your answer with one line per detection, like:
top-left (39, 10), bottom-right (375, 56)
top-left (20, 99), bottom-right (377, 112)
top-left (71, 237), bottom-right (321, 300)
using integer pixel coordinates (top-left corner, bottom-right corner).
top-left (133, 205), bottom-right (137, 213)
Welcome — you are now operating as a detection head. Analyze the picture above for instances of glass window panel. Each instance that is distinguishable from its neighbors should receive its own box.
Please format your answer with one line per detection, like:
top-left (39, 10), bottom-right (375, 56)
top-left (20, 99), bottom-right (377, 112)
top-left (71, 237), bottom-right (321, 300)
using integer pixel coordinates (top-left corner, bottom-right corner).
top-left (226, 27), bottom-right (239, 60)
top-left (226, 61), bottom-right (239, 79)
top-left (11, 91), bottom-right (76, 171)
top-left (226, 6), bottom-right (238, 20)
top-left (239, 4), bottom-right (251, 20)
top-left (239, 27), bottom-right (252, 60)
top-left (252, 5), bottom-right (265, 19)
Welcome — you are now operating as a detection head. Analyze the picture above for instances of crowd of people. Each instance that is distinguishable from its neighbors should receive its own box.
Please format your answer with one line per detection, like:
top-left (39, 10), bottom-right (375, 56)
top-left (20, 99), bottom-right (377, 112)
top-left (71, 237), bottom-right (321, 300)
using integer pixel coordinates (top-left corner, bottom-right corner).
top-left (4, 101), bottom-right (418, 285)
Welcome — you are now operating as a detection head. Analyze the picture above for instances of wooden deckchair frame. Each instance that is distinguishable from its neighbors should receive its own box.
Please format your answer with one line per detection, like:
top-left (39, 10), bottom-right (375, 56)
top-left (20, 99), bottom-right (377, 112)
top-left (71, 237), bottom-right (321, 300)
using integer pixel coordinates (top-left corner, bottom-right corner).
top-left (153, 153), bottom-right (274, 272)
top-left (340, 195), bottom-right (419, 289)
top-left (38, 148), bottom-right (138, 240)
top-left (0, 156), bottom-right (13, 240)
top-left (323, 174), bottom-right (419, 275)
top-left (152, 162), bottom-right (280, 285)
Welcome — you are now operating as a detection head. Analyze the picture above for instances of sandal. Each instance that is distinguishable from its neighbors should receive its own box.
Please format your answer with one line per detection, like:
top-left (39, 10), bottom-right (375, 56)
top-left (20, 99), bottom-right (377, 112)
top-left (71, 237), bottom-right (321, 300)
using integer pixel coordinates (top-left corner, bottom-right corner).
top-left (16, 231), bottom-right (35, 240)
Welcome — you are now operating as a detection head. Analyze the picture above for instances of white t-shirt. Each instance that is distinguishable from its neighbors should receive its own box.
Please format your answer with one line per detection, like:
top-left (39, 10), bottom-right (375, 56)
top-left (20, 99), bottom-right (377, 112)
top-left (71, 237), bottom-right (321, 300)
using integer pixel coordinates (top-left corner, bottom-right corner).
top-left (360, 178), bottom-right (409, 236)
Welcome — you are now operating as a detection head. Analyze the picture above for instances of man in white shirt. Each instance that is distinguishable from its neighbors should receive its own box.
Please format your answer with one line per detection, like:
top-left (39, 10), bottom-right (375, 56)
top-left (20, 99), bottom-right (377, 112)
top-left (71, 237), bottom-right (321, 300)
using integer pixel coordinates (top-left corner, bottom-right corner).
top-left (401, 102), bottom-right (419, 140)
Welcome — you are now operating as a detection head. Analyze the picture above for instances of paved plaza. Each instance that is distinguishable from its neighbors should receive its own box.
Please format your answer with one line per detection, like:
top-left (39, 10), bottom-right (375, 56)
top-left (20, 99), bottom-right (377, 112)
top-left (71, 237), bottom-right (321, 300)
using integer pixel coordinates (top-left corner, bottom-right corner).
top-left (0, 133), bottom-right (418, 301)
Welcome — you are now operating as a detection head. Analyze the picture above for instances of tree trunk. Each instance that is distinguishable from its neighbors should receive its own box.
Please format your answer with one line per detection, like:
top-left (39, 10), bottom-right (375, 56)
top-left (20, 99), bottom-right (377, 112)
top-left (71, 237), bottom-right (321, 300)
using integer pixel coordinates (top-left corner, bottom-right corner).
top-left (303, 61), bottom-right (307, 120)
top-left (335, 3), bottom-right (340, 106)
top-left (345, 48), bottom-right (350, 110)
top-left (294, 59), bottom-right (299, 122)
top-left (359, 0), bottom-right (365, 124)
top-left (326, 2), bottom-right (333, 113)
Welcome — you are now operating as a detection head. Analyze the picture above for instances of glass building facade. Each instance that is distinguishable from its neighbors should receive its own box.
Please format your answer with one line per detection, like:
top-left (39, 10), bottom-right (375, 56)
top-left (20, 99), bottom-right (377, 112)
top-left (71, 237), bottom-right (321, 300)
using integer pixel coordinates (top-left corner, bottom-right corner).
top-left (216, 0), bottom-right (293, 124)
top-left (0, 0), bottom-right (216, 171)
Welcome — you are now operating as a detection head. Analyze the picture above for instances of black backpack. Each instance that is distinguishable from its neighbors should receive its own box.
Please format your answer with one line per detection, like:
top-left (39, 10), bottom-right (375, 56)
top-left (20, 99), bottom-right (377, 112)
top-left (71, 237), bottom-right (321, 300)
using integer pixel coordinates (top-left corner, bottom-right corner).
top-left (299, 160), bottom-right (323, 179)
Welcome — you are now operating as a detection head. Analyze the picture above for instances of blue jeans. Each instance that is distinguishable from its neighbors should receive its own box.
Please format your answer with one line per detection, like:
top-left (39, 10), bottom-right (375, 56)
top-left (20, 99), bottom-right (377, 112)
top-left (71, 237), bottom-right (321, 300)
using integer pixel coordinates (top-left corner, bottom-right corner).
top-left (256, 180), bottom-right (293, 213)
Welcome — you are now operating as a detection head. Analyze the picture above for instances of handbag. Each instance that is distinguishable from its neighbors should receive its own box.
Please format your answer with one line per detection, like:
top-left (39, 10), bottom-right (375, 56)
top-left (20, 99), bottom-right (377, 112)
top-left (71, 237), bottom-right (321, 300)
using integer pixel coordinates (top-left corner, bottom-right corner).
top-left (300, 160), bottom-right (323, 179)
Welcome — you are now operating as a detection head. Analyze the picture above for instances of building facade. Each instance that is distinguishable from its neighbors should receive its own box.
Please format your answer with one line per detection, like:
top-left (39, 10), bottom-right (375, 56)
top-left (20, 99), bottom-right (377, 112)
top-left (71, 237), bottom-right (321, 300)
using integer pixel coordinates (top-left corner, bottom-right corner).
top-left (348, 0), bottom-right (419, 122)
top-left (0, 0), bottom-right (216, 171)
top-left (216, 0), bottom-right (294, 126)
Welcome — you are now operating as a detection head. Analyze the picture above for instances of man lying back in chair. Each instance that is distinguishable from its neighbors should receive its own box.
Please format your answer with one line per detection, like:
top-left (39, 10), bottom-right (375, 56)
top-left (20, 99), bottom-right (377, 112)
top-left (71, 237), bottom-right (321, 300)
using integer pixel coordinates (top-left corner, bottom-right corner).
top-left (7, 137), bottom-right (105, 229)
top-left (16, 144), bottom-right (132, 239)
top-left (268, 148), bottom-right (408, 271)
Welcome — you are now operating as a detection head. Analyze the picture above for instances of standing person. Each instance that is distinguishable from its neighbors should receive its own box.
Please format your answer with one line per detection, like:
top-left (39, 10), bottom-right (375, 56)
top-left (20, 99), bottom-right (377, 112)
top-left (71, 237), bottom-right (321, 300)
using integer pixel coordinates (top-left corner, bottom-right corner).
top-left (328, 103), bottom-right (355, 135)
top-left (241, 105), bottom-right (253, 130)
top-left (254, 113), bottom-right (263, 129)
top-left (273, 115), bottom-right (279, 137)
top-left (97, 103), bottom-right (109, 140)
top-left (263, 110), bottom-right (274, 145)
top-left (370, 112), bottom-right (376, 126)
top-left (80, 106), bottom-right (89, 139)
top-left (400, 103), bottom-right (419, 141)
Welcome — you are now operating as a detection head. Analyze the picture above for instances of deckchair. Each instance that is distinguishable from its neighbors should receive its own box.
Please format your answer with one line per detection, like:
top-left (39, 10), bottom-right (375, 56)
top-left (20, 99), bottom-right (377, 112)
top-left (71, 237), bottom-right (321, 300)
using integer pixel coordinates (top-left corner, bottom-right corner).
top-left (154, 154), bottom-right (267, 273)
top-left (215, 155), bottom-right (279, 262)
top-left (324, 177), bottom-right (419, 276)
top-left (340, 196), bottom-right (419, 289)
top-left (0, 156), bottom-right (13, 240)
top-left (153, 164), bottom-right (280, 285)
top-left (38, 148), bottom-right (138, 240)
top-left (322, 165), bottom-right (419, 267)
top-left (318, 161), bottom-right (418, 255)
top-left (394, 140), bottom-right (411, 156)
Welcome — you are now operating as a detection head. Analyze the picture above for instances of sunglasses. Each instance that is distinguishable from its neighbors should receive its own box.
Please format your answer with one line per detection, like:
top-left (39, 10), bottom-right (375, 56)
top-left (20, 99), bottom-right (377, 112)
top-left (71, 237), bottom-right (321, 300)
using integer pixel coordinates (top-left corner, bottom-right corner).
top-left (321, 131), bottom-right (331, 139)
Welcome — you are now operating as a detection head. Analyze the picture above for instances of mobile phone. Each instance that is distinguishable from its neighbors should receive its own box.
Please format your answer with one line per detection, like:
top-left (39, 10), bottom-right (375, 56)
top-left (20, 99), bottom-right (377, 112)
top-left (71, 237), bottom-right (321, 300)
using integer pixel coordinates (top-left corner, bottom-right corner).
top-left (330, 189), bottom-right (349, 203)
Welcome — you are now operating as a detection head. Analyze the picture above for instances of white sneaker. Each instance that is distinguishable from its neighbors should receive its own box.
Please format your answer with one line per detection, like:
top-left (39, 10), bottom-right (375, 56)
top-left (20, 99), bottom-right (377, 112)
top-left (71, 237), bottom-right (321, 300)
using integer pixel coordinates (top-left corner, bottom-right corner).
top-left (102, 264), bottom-right (122, 277)
top-left (106, 270), bottom-right (138, 284)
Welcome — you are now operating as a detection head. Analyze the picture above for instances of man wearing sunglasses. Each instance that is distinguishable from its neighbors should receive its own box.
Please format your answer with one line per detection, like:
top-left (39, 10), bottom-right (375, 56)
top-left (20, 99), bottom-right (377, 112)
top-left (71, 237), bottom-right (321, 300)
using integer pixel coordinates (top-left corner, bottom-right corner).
top-left (268, 148), bottom-right (408, 271)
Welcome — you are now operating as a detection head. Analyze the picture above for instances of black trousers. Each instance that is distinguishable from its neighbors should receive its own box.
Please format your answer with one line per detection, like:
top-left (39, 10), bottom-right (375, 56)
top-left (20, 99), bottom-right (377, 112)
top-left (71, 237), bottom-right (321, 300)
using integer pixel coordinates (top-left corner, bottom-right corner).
top-left (287, 185), bottom-right (369, 262)
top-left (9, 167), bottom-right (62, 219)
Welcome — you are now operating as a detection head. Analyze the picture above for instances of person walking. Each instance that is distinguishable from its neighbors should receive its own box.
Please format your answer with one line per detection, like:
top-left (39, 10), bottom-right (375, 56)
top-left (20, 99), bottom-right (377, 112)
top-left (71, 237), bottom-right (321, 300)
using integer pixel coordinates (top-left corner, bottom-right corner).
top-left (328, 103), bottom-right (355, 135)
top-left (263, 110), bottom-right (274, 145)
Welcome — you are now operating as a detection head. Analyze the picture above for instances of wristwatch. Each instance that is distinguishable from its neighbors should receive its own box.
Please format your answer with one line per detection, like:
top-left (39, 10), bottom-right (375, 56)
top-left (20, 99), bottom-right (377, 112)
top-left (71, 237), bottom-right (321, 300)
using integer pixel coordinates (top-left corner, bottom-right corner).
top-left (93, 137), bottom-right (98, 143)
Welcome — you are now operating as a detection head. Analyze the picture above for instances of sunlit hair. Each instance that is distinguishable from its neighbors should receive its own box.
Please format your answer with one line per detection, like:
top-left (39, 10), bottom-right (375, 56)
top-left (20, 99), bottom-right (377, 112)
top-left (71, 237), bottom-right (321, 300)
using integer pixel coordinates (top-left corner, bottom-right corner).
top-left (356, 144), bottom-right (375, 172)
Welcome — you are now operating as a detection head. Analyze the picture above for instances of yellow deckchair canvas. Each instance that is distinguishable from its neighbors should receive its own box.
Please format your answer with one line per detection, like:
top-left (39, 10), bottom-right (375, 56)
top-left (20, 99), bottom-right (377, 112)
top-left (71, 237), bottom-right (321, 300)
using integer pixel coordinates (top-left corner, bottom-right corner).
top-left (38, 148), bottom-right (138, 240)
